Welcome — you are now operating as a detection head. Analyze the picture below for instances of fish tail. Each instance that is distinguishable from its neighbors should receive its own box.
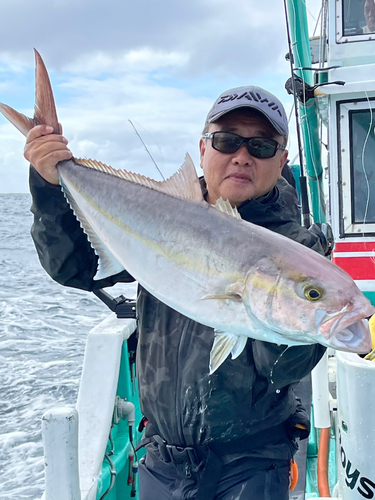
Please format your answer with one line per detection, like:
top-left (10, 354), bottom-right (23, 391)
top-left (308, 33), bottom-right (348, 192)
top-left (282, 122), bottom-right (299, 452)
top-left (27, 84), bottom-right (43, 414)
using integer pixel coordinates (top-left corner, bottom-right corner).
top-left (0, 49), bottom-right (60, 136)
top-left (0, 102), bottom-right (34, 136)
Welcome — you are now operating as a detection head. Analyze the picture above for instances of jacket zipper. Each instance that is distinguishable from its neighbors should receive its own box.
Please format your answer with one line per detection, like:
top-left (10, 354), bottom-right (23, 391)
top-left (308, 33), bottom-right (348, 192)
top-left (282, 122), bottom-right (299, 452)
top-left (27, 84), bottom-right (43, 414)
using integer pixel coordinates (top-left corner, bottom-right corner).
top-left (175, 318), bottom-right (190, 446)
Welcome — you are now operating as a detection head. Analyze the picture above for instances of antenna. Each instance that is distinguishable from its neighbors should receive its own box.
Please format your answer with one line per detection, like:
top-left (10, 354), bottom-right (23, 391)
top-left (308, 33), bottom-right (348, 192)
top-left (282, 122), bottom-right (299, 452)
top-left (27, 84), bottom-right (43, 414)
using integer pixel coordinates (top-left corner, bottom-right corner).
top-left (128, 119), bottom-right (165, 180)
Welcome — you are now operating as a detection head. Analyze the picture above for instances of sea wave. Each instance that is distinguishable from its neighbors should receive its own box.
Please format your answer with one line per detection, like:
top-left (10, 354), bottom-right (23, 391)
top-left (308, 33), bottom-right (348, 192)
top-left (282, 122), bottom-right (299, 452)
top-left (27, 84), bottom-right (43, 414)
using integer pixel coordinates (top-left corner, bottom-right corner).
top-left (0, 194), bottom-right (136, 500)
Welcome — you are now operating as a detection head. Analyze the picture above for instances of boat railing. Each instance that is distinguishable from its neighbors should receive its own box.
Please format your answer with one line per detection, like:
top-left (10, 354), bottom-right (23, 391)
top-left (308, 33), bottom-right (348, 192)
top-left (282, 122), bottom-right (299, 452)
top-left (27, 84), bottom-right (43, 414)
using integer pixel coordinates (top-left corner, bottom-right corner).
top-left (40, 314), bottom-right (139, 500)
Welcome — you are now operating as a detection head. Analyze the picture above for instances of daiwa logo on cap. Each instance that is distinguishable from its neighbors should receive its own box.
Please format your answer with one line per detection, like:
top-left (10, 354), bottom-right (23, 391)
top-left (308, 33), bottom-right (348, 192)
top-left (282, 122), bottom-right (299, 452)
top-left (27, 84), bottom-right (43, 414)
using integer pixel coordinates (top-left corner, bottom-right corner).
top-left (217, 91), bottom-right (283, 118)
top-left (206, 85), bottom-right (288, 139)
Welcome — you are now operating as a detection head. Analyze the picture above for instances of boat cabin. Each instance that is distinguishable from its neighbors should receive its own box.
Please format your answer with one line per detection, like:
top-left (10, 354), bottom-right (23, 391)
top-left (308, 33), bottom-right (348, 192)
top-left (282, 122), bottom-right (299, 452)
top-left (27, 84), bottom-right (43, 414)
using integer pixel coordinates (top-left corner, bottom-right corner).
top-left (315, 0), bottom-right (375, 304)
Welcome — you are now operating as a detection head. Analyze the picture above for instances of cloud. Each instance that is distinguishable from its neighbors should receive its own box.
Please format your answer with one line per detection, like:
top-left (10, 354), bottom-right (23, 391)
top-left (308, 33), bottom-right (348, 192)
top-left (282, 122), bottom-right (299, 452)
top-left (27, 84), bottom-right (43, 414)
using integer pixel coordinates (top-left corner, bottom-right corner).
top-left (0, 66), bottom-right (211, 192)
top-left (0, 0), bottom-right (288, 77)
top-left (57, 72), bottom-right (209, 175)
top-left (63, 49), bottom-right (190, 76)
top-left (0, 0), bottom-right (320, 192)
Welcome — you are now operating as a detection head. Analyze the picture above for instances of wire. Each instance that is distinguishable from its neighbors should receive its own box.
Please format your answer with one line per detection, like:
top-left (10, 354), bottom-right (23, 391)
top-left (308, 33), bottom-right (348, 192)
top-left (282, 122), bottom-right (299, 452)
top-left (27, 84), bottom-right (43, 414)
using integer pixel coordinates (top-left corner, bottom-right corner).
top-left (320, 0), bottom-right (329, 69)
top-left (99, 452), bottom-right (117, 500)
top-left (129, 425), bottom-right (138, 463)
top-left (313, 5), bottom-right (323, 37)
top-left (288, 101), bottom-right (295, 126)
top-left (360, 92), bottom-right (373, 226)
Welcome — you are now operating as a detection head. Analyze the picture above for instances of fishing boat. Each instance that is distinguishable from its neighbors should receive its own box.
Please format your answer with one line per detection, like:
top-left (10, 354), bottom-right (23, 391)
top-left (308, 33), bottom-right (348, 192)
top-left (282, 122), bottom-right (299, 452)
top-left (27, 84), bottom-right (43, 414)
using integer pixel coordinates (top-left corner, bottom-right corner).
top-left (285, 0), bottom-right (375, 498)
top-left (38, 1), bottom-right (375, 499)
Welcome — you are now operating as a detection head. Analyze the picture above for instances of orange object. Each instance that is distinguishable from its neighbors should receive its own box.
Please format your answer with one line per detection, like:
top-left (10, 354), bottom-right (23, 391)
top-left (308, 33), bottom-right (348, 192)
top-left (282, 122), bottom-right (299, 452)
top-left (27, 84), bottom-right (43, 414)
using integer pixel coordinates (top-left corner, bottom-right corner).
top-left (317, 428), bottom-right (331, 497)
top-left (290, 459), bottom-right (298, 490)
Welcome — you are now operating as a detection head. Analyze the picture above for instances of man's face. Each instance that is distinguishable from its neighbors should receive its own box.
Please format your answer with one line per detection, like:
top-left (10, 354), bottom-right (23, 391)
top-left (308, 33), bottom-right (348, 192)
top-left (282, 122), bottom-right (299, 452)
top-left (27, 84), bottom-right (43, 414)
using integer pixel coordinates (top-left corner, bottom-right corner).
top-left (199, 110), bottom-right (288, 206)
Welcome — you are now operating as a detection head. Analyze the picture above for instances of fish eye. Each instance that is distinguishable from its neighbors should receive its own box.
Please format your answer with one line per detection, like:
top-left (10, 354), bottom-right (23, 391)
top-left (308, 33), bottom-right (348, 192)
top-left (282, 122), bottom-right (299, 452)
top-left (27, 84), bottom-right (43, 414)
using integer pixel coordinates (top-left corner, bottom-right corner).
top-left (303, 284), bottom-right (323, 301)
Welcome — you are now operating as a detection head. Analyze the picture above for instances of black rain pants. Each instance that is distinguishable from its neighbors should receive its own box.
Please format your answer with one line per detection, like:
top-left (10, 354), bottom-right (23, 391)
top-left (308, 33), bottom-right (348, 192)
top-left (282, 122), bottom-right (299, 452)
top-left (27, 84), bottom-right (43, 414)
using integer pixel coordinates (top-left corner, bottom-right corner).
top-left (138, 448), bottom-right (290, 500)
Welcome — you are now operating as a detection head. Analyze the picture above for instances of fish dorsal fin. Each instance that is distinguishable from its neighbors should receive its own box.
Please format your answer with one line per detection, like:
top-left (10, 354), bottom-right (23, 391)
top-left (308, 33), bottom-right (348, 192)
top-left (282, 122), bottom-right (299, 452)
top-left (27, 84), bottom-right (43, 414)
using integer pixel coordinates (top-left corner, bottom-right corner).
top-left (213, 198), bottom-right (242, 219)
top-left (74, 153), bottom-right (204, 201)
top-left (163, 153), bottom-right (203, 201)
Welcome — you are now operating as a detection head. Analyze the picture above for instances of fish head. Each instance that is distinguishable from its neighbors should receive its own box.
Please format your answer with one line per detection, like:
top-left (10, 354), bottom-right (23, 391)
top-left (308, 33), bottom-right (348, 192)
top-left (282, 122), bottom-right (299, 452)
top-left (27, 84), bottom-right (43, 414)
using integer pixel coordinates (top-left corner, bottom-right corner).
top-left (242, 254), bottom-right (375, 353)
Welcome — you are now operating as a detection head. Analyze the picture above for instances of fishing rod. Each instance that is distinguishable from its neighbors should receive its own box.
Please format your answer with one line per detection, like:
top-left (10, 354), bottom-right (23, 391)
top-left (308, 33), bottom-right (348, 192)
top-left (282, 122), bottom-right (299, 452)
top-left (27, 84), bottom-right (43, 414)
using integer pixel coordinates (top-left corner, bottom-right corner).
top-left (283, 0), bottom-right (311, 228)
top-left (128, 119), bottom-right (165, 180)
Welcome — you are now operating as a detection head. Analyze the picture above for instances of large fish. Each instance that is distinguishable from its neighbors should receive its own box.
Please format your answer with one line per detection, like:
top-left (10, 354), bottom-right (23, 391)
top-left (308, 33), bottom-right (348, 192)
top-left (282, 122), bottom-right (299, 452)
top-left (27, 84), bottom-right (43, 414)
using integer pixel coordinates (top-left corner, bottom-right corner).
top-left (1, 50), bottom-right (374, 373)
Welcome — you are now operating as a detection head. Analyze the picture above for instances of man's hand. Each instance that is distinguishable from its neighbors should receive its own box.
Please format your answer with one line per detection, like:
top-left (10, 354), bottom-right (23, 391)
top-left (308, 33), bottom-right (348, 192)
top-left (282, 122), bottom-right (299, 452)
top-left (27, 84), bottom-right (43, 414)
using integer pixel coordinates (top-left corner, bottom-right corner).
top-left (24, 124), bottom-right (73, 185)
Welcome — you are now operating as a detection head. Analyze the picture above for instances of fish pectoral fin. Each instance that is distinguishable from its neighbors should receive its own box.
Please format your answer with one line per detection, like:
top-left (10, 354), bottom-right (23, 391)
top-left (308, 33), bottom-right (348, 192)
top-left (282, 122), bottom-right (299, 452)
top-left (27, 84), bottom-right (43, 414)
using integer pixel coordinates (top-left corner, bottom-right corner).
top-left (209, 332), bottom-right (248, 374)
top-left (230, 334), bottom-right (248, 359)
top-left (202, 283), bottom-right (244, 302)
top-left (60, 179), bottom-right (125, 280)
top-left (201, 292), bottom-right (242, 301)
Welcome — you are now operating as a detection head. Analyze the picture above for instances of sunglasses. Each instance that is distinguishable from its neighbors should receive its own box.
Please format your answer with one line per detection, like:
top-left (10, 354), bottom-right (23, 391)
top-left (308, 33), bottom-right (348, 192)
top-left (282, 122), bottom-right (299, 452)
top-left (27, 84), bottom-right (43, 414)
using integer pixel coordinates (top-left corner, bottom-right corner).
top-left (203, 131), bottom-right (286, 159)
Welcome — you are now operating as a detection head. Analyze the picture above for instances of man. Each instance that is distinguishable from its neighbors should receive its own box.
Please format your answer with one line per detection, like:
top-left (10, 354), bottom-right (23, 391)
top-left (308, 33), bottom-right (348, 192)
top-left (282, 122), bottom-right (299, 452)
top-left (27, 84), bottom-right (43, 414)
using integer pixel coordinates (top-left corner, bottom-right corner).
top-left (25, 86), bottom-right (325, 500)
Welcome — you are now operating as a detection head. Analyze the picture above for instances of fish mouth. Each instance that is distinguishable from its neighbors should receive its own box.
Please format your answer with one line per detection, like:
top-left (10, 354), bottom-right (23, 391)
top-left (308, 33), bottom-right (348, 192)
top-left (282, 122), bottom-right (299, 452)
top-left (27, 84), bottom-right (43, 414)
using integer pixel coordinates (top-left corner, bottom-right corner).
top-left (316, 307), bottom-right (374, 353)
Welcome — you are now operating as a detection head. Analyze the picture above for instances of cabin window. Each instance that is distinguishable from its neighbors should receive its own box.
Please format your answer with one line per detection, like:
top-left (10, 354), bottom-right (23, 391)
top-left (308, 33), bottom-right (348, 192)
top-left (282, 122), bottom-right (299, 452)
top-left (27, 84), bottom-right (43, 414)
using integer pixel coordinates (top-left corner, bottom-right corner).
top-left (338, 0), bottom-right (375, 41)
top-left (339, 100), bottom-right (375, 234)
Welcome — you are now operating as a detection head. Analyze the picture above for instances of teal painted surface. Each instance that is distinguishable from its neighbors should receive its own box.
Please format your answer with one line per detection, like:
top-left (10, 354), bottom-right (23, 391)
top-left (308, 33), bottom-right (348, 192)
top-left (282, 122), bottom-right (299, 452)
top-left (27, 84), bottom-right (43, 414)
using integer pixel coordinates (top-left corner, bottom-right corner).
top-left (305, 407), bottom-right (337, 498)
top-left (318, 72), bottom-right (328, 84)
top-left (96, 338), bottom-right (144, 500)
top-left (363, 291), bottom-right (375, 306)
top-left (289, 163), bottom-right (301, 200)
top-left (286, 0), bottom-right (326, 224)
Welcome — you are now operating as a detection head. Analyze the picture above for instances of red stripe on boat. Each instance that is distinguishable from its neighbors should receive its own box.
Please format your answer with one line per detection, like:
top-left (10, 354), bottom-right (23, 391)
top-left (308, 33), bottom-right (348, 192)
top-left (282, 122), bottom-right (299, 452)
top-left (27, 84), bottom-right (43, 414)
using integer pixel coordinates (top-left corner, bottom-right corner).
top-left (333, 256), bottom-right (375, 280)
top-left (334, 242), bottom-right (375, 253)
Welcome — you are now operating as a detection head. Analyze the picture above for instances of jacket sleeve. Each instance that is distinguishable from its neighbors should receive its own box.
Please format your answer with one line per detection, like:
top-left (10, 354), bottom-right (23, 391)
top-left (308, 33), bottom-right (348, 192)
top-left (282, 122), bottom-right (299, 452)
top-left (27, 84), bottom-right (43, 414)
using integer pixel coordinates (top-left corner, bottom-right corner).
top-left (29, 166), bottom-right (135, 291)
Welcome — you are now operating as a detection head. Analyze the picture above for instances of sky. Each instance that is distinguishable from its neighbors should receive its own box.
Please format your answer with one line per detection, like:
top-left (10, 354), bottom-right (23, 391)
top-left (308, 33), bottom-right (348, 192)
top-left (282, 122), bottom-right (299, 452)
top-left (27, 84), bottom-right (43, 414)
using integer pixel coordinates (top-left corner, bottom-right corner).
top-left (0, 0), bottom-right (321, 193)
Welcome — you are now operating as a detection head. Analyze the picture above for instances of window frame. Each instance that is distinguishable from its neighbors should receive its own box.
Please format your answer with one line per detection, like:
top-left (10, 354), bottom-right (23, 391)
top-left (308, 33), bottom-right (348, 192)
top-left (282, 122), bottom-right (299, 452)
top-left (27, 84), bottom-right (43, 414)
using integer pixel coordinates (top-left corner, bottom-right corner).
top-left (337, 0), bottom-right (375, 43)
top-left (339, 98), bottom-right (375, 236)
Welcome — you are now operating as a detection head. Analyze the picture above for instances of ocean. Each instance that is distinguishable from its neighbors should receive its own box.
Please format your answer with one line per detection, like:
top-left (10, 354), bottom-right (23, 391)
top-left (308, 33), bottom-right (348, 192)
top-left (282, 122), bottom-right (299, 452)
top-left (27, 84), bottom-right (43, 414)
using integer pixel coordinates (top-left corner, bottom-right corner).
top-left (0, 193), bottom-right (136, 500)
